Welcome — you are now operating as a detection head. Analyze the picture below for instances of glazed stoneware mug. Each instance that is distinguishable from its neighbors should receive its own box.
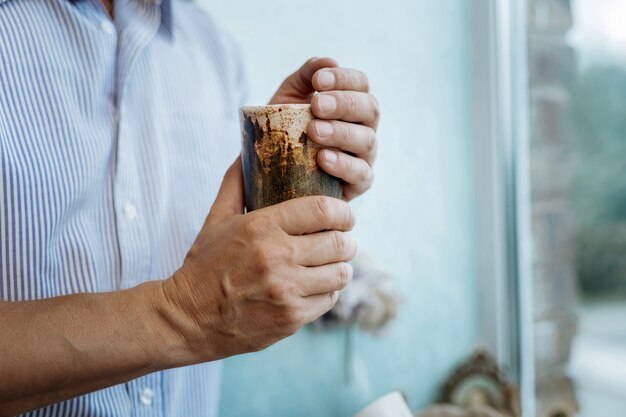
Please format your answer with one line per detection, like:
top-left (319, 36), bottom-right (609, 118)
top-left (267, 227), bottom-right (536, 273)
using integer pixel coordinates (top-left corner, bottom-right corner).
top-left (239, 103), bottom-right (342, 211)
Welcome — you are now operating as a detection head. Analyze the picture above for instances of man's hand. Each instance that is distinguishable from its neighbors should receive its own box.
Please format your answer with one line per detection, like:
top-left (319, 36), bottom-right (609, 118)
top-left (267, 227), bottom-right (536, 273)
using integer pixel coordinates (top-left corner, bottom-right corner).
top-left (0, 158), bottom-right (356, 416)
top-left (159, 158), bottom-right (357, 361)
top-left (270, 57), bottom-right (379, 201)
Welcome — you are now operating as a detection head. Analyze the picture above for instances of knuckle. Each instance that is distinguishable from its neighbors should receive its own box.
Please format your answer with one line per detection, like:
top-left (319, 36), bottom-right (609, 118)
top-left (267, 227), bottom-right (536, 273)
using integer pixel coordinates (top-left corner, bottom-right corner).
top-left (370, 95), bottom-right (381, 120)
top-left (347, 71), bottom-right (359, 89)
top-left (343, 153), bottom-right (354, 173)
top-left (365, 129), bottom-right (377, 153)
top-left (355, 161), bottom-right (373, 184)
top-left (367, 170), bottom-right (375, 188)
top-left (275, 244), bottom-right (291, 262)
top-left (348, 205), bottom-right (356, 229)
top-left (337, 262), bottom-right (353, 288)
top-left (317, 197), bottom-right (353, 230)
top-left (242, 214), bottom-right (268, 237)
top-left (341, 122), bottom-right (353, 142)
top-left (342, 93), bottom-right (358, 114)
top-left (268, 280), bottom-right (292, 303)
top-left (328, 291), bottom-right (339, 310)
top-left (253, 244), bottom-right (286, 275)
top-left (358, 163), bottom-right (372, 184)
top-left (276, 302), bottom-right (305, 332)
top-left (243, 220), bottom-right (259, 238)
top-left (331, 231), bottom-right (346, 255)
top-left (312, 196), bottom-right (335, 224)
top-left (345, 235), bottom-right (358, 260)
top-left (253, 245), bottom-right (273, 274)
top-left (283, 240), bottom-right (297, 261)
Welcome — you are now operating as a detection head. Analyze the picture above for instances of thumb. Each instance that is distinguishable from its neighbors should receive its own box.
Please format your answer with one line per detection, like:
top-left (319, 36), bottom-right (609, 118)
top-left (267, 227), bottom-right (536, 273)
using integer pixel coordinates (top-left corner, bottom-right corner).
top-left (270, 57), bottom-right (339, 103)
top-left (208, 156), bottom-right (245, 223)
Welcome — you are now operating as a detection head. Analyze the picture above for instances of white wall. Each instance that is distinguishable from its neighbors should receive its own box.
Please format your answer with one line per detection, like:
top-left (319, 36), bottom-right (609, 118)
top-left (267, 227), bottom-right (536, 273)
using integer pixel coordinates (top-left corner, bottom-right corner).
top-left (197, 1), bottom-right (479, 415)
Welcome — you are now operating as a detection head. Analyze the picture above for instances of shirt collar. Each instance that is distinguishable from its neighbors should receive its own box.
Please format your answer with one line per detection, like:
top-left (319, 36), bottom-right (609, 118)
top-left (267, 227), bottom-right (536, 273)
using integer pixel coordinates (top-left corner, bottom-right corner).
top-left (69, 0), bottom-right (173, 34)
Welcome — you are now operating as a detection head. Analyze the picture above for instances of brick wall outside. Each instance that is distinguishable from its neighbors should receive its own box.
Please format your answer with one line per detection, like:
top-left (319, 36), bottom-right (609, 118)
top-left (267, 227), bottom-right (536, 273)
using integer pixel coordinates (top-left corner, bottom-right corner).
top-left (528, 0), bottom-right (579, 416)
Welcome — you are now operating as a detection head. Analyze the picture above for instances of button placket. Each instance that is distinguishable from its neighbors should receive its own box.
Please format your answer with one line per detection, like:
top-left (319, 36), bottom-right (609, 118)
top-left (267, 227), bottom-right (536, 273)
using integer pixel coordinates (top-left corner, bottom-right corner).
top-left (140, 387), bottom-right (154, 406)
top-left (123, 201), bottom-right (138, 221)
top-left (113, 115), bottom-right (151, 288)
top-left (127, 373), bottom-right (163, 416)
top-left (99, 19), bottom-right (115, 35)
top-left (110, 1), bottom-right (163, 290)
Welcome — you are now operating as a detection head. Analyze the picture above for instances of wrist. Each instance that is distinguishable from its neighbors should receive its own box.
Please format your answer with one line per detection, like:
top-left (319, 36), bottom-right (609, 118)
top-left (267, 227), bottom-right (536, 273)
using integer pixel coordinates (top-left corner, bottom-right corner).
top-left (140, 272), bottom-right (226, 368)
top-left (132, 280), bottom-right (200, 369)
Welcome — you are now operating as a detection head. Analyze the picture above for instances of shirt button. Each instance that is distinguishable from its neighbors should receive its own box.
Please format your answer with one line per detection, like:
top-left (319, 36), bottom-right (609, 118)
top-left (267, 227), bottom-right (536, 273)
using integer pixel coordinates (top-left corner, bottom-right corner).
top-left (99, 20), bottom-right (115, 35)
top-left (123, 201), bottom-right (138, 221)
top-left (140, 387), bottom-right (154, 406)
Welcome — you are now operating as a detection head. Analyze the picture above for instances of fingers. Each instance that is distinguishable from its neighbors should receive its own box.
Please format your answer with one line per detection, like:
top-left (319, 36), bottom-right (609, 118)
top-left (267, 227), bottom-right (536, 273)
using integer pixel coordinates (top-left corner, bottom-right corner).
top-left (270, 57), bottom-right (339, 103)
top-left (298, 291), bottom-right (340, 323)
top-left (307, 120), bottom-right (377, 163)
top-left (312, 68), bottom-right (370, 93)
top-left (207, 157), bottom-right (245, 224)
top-left (294, 262), bottom-right (353, 297)
top-left (264, 195), bottom-right (355, 235)
top-left (311, 91), bottom-right (380, 129)
top-left (317, 150), bottom-right (374, 201)
top-left (308, 66), bottom-right (379, 202)
top-left (292, 231), bottom-right (357, 267)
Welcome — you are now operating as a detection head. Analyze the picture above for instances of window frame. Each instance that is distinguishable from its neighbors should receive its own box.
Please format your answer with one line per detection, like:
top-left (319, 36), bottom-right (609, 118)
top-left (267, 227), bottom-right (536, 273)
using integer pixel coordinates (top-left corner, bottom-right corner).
top-left (471, 0), bottom-right (535, 415)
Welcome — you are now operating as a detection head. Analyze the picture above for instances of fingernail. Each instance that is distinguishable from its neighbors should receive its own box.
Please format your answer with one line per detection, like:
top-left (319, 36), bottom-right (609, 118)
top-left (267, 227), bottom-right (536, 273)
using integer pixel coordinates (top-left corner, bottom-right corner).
top-left (314, 121), bottom-right (333, 138)
top-left (317, 70), bottom-right (334, 89)
top-left (316, 94), bottom-right (336, 114)
top-left (324, 149), bottom-right (338, 164)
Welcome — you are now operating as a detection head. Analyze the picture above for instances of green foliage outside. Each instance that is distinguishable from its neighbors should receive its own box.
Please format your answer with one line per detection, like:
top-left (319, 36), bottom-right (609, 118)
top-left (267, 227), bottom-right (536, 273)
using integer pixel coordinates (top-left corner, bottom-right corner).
top-left (571, 65), bottom-right (626, 295)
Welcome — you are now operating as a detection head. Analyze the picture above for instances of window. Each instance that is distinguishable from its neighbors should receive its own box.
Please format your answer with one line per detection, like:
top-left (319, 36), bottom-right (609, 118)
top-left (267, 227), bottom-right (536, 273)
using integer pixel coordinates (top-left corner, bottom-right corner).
top-left (530, 0), bottom-right (626, 415)
top-left (480, 1), bottom-right (626, 416)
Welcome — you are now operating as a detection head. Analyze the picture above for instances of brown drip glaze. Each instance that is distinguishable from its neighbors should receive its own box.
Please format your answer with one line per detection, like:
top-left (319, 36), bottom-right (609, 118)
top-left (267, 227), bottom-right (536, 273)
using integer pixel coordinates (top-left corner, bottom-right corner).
top-left (240, 104), bottom-right (342, 211)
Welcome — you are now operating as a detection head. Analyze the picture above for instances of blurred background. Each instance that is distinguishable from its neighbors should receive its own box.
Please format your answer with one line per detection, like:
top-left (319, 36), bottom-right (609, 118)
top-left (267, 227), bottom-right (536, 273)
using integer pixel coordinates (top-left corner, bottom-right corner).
top-left (197, 1), bottom-right (626, 416)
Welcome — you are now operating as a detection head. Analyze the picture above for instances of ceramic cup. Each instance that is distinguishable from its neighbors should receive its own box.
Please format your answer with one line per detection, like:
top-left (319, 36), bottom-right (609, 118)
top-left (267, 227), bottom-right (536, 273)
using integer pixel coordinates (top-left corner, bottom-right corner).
top-left (239, 104), bottom-right (342, 211)
top-left (354, 392), bottom-right (414, 417)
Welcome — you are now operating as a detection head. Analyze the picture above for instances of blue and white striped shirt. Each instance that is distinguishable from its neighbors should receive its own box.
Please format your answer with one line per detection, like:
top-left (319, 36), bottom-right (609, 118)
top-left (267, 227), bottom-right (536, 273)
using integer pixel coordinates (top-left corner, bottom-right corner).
top-left (0, 0), bottom-right (246, 415)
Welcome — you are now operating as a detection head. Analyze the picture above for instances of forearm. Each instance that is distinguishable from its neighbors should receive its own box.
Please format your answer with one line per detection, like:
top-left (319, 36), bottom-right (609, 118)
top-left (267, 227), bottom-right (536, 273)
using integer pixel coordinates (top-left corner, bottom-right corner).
top-left (0, 281), bottom-right (190, 416)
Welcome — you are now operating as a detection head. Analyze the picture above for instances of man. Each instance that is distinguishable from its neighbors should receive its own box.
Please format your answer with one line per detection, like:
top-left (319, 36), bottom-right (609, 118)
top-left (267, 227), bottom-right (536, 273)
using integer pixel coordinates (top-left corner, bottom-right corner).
top-left (0, 0), bottom-right (379, 415)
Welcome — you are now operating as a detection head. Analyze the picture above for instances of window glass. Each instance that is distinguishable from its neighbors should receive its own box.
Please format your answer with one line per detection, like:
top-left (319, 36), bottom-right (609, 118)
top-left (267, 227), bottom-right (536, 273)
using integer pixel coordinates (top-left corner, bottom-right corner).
top-left (529, 0), bottom-right (626, 415)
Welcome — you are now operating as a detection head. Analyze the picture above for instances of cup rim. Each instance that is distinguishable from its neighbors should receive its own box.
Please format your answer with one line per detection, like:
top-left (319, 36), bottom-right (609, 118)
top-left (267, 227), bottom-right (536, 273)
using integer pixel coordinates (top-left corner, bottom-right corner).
top-left (240, 103), bottom-right (311, 113)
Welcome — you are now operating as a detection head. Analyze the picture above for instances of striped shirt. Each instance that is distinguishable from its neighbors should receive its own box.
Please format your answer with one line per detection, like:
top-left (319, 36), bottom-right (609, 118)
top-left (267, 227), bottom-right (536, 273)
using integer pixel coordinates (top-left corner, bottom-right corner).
top-left (0, 0), bottom-right (246, 415)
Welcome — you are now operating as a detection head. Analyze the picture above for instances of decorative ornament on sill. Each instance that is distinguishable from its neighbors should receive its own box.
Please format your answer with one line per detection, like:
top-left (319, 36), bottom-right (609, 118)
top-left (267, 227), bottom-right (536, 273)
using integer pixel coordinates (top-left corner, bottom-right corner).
top-left (416, 350), bottom-right (521, 417)
top-left (314, 250), bottom-right (401, 333)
